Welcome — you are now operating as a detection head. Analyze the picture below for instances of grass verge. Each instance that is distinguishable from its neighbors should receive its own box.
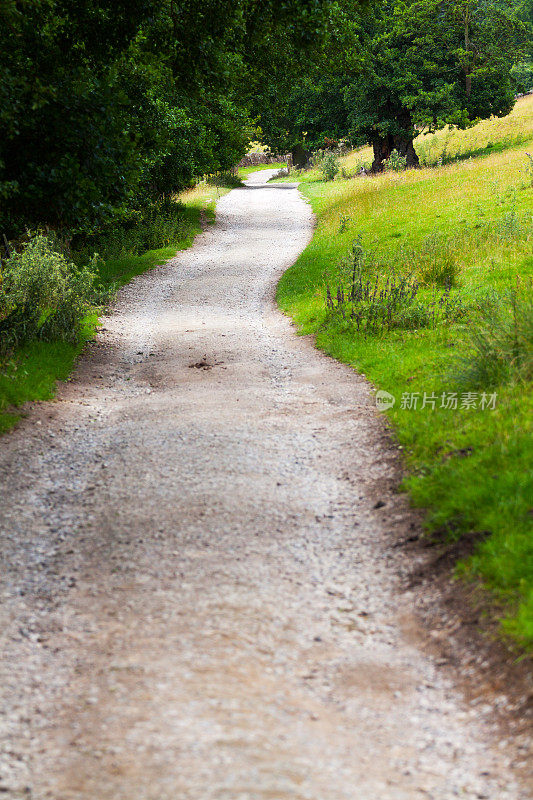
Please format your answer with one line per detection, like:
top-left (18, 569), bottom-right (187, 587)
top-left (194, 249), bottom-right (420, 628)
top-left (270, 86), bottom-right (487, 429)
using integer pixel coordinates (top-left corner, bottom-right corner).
top-left (238, 162), bottom-right (287, 180)
top-left (276, 96), bottom-right (533, 650)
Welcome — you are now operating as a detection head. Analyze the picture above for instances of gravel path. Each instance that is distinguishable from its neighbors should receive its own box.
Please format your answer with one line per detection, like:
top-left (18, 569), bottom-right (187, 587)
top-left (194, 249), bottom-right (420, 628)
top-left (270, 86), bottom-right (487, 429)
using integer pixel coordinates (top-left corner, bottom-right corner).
top-left (0, 169), bottom-right (529, 799)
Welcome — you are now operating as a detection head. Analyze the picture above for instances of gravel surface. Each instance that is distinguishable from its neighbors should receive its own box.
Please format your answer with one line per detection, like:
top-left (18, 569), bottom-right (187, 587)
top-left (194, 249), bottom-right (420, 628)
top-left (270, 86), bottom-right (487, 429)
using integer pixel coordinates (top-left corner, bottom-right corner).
top-left (0, 169), bottom-right (530, 799)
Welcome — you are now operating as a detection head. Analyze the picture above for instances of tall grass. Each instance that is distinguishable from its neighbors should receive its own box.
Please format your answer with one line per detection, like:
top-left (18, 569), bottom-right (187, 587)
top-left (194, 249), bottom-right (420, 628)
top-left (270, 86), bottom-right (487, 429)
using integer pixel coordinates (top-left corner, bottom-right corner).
top-left (72, 200), bottom-right (194, 263)
top-left (416, 95), bottom-right (533, 167)
top-left (455, 281), bottom-right (533, 389)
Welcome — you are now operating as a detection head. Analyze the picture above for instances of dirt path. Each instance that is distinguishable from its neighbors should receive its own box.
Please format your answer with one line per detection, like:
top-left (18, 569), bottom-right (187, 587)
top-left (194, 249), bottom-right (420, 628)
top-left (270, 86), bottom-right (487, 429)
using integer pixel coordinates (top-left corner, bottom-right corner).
top-left (0, 170), bottom-right (529, 800)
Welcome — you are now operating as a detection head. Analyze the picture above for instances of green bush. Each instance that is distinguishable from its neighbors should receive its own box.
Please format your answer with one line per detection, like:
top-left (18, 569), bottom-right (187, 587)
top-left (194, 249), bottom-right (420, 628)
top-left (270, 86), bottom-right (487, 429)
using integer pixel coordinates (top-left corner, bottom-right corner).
top-left (383, 149), bottom-right (407, 172)
top-left (206, 172), bottom-right (242, 189)
top-left (319, 151), bottom-right (340, 181)
top-left (0, 234), bottom-right (100, 356)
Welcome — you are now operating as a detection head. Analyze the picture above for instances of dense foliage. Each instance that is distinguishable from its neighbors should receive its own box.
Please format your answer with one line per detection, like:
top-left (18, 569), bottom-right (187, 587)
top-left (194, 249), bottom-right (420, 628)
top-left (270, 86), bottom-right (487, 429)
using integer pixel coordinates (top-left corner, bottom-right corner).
top-left (0, 0), bottom-right (330, 237)
top-left (257, 0), bottom-right (529, 171)
top-left (0, 234), bottom-right (101, 355)
top-left (348, 0), bottom-right (528, 171)
top-left (2, 0), bottom-right (528, 235)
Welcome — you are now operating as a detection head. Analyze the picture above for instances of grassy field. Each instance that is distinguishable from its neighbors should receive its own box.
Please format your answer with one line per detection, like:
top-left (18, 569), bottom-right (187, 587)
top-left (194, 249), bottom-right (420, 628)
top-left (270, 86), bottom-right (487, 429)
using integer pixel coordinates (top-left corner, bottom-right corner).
top-left (342, 94), bottom-right (533, 172)
top-left (238, 162), bottom-right (287, 179)
top-left (276, 95), bottom-right (533, 650)
top-left (0, 181), bottom-right (231, 434)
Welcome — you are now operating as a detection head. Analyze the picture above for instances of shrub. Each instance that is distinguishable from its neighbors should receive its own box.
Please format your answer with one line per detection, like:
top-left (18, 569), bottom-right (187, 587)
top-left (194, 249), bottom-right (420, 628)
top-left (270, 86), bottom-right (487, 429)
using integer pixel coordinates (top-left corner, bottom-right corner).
top-left (319, 151), bottom-right (340, 181)
top-left (206, 172), bottom-right (242, 189)
top-left (353, 159), bottom-right (372, 174)
top-left (0, 234), bottom-right (100, 356)
top-left (383, 149), bottom-right (407, 172)
top-left (73, 200), bottom-right (193, 262)
top-left (455, 281), bottom-right (533, 388)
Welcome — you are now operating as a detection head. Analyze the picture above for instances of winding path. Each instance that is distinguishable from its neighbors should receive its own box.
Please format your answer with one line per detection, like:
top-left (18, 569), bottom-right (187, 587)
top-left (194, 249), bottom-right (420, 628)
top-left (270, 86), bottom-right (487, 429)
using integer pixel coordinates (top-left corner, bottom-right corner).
top-left (0, 170), bottom-right (527, 799)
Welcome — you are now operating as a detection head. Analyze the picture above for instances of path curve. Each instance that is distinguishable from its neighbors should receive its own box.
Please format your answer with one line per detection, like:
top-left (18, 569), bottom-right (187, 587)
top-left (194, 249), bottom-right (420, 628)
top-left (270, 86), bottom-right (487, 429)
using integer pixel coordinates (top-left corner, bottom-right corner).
top-left (0, 170), bottom-right (527, 799)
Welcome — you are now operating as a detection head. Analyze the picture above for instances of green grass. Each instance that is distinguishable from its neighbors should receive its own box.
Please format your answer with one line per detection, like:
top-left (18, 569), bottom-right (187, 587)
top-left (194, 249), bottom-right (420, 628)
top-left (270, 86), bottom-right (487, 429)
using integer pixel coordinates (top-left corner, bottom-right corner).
top-left (0, 185), bottom-right (227, 434)
top-left (0, 315), bottom-right (98, 434)
top-left (276, 96), bottom-right (533, 651)
top-left (96, 205), bottom-right (202, 288)
top-left (238, 162), bottom-right (287, 179)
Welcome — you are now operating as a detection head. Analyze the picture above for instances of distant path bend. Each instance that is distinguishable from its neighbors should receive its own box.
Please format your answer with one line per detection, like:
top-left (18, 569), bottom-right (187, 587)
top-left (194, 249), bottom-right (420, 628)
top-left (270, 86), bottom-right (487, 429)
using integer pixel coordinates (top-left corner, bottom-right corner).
top-left (0, 169), bottom-right (526, 799)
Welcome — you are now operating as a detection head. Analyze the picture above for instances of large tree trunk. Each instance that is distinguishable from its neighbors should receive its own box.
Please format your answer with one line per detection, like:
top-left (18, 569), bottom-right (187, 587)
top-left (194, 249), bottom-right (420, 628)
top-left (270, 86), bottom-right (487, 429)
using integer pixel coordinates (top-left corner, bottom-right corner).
top-left (371, 135), bottom-right (394, 173)
top-left (397, 137), bottom-right (420, 168)
top-left (371, 132), bottom-right (420, 173)
top-left (291, 143), bottom-right (310, 169)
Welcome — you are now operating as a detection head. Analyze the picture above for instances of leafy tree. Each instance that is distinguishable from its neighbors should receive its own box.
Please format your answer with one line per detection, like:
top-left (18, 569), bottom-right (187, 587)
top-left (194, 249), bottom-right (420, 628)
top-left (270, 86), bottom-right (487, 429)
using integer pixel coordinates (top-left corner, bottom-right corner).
top-left (0, 0), bottom-right (157, 234)
top-left (345, 0), bottom-right (528, 171)
top-left (247, 1), bottom-right (357, 154)
top-left (0, 0), bottom-right (333, 237)
top-left (512, 0), bottom-right (533, 90)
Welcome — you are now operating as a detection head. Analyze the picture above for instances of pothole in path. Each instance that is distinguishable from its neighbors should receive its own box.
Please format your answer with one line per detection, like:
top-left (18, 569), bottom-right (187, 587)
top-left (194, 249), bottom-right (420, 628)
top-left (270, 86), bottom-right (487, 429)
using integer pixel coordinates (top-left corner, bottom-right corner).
top-left (188, 358), bottom-right (224, 371)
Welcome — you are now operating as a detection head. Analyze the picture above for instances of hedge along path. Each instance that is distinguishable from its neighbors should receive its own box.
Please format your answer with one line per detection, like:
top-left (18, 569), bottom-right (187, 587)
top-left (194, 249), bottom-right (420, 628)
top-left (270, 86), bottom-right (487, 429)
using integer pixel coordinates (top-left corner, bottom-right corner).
top-left (0, 170), bottom-right (527, 799)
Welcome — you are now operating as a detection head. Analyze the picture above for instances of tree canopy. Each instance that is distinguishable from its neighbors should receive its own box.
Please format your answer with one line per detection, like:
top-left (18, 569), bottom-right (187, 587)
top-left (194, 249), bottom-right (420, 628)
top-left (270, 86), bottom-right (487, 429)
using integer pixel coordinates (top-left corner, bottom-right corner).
top-left (0, 0), bottom-right (330, 236)
top-left (348, 0), bottom-right (528, 170)
top-left (257, 0), bottom-right (529, 171)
